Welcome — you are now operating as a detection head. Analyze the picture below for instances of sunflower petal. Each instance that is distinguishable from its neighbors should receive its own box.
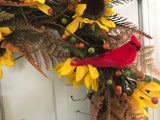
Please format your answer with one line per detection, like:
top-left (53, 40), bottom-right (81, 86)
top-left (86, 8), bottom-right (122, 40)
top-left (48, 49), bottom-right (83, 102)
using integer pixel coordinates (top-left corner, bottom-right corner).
top-left (0, 49), bottom-right (14, 67)
top-left (53, 62), bottom-right (64, 72)
top-left (151, 91), bottom-right (160, 98)
top-left (65, 16), bottom-right (82, 36)
top-left (76, 65), bottom-right (88, 82)
top-left (58, 74), bottom-right (65, 78)
top-left (84, 72), bottom-right (92, 90)
top-left (105, 0), bottom-right (111, 4)
top-left (0, 27), bottom-right (12, 36)
top-left (100, 17), bottom-right (116, 28)
top-left (104, 8), bottom-right (119, 16)
top-left (0, 32), bottom-right (4, 40)
top-left (142, 82), bottom-right (160, 91)
top-left (142, 108), bottom-right (149, 118)
top-left (88, 64), bottom-right (99, 79)
top-left (66, 72), bottom-right (76, 83)
top-left (0, 65), bottom-right (2, 79)
top-left (75, 4), bottom-right (86, 17)
top-left (73, 80), bottom-right (81, 89)
top-left (60, 58), bottom-right (76, 76)
top-left (37, 3), bottom-right (52, 15)
top-left (132, 89), bottom-right (157, 108)
top-left (36, 0), bottom-right (45, 4)
top-left (96, 21), bottom-right (109, 31)
top-left (91, 79), bottom-right (99, 91)
top-left (83, 18), bottom-right (94, 24)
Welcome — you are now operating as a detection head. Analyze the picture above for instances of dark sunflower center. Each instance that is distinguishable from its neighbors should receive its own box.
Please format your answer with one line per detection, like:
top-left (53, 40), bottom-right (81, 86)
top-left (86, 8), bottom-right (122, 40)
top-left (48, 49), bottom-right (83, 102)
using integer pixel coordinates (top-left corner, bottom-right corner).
top-left (82, 0), bottom-right (105, 20)
top-left (0, 41), bottom-right (6, 57)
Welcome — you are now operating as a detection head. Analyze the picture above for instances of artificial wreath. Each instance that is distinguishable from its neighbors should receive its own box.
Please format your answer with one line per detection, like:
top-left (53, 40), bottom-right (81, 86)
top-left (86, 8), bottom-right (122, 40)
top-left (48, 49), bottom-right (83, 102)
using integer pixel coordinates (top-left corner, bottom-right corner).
top-left (0, 0), bottom-right (160, 119)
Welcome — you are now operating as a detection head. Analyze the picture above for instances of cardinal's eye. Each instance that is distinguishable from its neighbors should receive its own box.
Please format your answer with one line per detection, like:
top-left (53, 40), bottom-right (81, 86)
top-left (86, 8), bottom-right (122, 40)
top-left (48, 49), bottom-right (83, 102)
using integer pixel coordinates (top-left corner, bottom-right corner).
top-left (136, 46), bottom-right (141, 50)
top-left (130, 42), bottom-right (141, 50)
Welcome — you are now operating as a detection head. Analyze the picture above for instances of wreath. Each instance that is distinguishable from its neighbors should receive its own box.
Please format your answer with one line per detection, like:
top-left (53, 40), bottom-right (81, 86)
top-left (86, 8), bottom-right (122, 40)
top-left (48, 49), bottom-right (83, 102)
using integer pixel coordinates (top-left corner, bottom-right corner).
top-left (0, 0), bottom-right (159, 119)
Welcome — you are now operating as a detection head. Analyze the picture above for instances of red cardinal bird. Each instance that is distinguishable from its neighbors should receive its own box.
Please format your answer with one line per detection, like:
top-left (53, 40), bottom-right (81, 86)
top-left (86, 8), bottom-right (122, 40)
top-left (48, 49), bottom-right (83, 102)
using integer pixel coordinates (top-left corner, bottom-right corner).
top-left (71, 35), bottom-right (142, 68)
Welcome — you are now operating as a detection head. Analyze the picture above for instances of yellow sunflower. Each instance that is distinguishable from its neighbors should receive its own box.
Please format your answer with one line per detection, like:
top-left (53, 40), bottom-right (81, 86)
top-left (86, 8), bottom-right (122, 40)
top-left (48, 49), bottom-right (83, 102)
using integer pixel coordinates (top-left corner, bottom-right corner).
top-left (0, 48), bottom-right (14, 79)
top-left (0, 27), bottom-right (12, 41)
top-left (65, 0), bottom-right (118, 35)
top-left (53, 58), bottom-right (99, 91)
top-left (0, 27), bottom-right (14, 78)
top-left (129, 81), bottom-right (160, 117)
top-left (21, 0), bottom-right (52, 15)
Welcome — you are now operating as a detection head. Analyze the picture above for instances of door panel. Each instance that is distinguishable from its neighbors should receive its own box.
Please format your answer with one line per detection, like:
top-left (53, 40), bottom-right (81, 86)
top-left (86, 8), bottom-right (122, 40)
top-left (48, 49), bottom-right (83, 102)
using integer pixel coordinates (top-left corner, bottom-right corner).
top-left (0, 1), bottom-right (139, 120)
top-left (142, 0), bottom-right (160, 120)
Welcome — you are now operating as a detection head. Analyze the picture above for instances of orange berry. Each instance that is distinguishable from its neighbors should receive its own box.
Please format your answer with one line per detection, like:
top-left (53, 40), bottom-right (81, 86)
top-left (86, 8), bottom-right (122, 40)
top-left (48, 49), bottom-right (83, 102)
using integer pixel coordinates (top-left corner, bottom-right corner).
top-left (75, 43), bottom-right (79, 48)
top-left (68, 4), bottom-right (75, 11)
top-left (79, 43), bottom-right (85, 49)
top-left (137, 72), bottom-right (145, 79)
top-left (115, 70), bottom-right (121, 76)
top-left (115, 86), bottom-right (122, 96)
top-left (48, 8), bottom-right (54, 15)
top-left (103, 42), bottom-right (110, 49)
top-left (151, 97), bottom-right (159, 104)
top-left (62, 34), bottom-right (68, 40)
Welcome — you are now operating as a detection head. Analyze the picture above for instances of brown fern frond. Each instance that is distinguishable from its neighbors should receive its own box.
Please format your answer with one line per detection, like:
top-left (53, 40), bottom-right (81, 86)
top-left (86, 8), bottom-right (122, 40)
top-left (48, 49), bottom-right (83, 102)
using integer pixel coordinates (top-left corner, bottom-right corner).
top-left (130, 46), bottom-right (160, 76)
top-left (111, 15), bottom-right (152, 38)
top-left (13, 21), bottom-right (45, 33)
top-left (99, 23), bottom-right (145, 49)
top-left (0, 11), bottom-right (14, 22)
top-left (0, 0), bottom-right (39, 6)
top-left (103, 15), bottom-right (152, 49)
top-left (97, 93), bottom-right (141, 120)
top-left (6, 28), bottom-right (71, 78)
top-left (89, 93), bottom-right (105, 120)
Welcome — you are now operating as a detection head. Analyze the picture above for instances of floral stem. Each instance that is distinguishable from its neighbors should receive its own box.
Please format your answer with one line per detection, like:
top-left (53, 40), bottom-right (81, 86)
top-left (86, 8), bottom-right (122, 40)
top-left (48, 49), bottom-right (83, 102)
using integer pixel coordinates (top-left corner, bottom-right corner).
top-left (51, 8), bottom-right (68, 21)
top-left (39, 21), bottom-right (90, 45)
top-left (76, 110), bottom-right (97, 117)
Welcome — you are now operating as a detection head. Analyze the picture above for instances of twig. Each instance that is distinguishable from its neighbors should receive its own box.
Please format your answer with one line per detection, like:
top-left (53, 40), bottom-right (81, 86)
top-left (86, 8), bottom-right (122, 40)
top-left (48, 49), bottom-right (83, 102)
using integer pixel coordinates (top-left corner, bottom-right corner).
top-left (14, 55), bottom-right (24, 61)
top-left (71, 95), bottom-right (87, 101)
top-left (51, 7), bottom-right (68, 21)
top-left (76, 110), bottom-right (97, 117)
top-left (20, 7), bottom-right (29, 24)
top-left (39, 21), bottom-right (89, 45)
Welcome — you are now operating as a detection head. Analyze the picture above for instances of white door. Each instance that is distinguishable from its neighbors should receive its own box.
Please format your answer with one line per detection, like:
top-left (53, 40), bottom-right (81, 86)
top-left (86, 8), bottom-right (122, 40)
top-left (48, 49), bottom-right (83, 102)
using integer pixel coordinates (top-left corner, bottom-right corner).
top-left (0, 1), bottom-right (139, 120)
top-left (141, 0), bottom-right (160, 120)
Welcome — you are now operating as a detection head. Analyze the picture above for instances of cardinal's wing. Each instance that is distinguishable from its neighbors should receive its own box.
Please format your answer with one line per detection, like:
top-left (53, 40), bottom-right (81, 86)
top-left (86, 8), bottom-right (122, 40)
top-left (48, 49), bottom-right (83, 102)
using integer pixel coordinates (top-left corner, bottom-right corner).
top-left (92, 59), bottom-right (118, 67)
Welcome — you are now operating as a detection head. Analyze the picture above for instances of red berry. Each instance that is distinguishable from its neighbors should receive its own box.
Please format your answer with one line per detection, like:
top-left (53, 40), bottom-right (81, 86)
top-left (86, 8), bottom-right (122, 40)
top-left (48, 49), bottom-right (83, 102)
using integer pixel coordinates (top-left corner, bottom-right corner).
top-left (75, 43), bottom-right (79, 48)
top-left (48, 8), bottom-right (54, 15)
top-left (115, 70), bottom-right (121, 76)
top-left (137, 72), bottom-right (145, 79)
top-left (76, 0), bottom-right (81, 2)
top-left (115, 86), bottom-right (122, 96)
top-left (62, 34), bottom-right (68, 40)
top-left (151, 97), bottom-right (159, 104)
top-left (68, 4), bottom-right (75, 11)
top-left (79, 43), bottom-right (85, 49)
top-left (103, 42), bottom-right (110, 49)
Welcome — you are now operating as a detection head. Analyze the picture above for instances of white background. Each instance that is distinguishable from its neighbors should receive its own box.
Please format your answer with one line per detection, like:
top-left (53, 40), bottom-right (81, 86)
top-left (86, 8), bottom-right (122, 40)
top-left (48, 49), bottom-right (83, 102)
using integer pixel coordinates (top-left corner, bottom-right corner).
top-left (1, 1), bottom-right (154, 120)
